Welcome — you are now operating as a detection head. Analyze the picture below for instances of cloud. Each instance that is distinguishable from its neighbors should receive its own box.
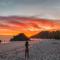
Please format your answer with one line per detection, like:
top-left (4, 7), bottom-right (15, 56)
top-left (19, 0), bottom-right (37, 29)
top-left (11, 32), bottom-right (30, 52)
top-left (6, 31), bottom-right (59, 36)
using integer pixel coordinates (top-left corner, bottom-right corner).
top-left (0, 0), bottom-right (60, 19)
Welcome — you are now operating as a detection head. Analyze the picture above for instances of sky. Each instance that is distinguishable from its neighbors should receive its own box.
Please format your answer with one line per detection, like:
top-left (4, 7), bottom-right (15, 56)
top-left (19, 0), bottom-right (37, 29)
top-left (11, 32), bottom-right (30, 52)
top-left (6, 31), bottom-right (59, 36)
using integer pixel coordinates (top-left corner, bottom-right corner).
top-left (0, 0), bottom-right (60, 41)
top-left (0, 0), bottom-right (60, 19)
top-left (0, 17), bottom-right (60, 36)
top-left (0, 17), bottom-right (60, 41)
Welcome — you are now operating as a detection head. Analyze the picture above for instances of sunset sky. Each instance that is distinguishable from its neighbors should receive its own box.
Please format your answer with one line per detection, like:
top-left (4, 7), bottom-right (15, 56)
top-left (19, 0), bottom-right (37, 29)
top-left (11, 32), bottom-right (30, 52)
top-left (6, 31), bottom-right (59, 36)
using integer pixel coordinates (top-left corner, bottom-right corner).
top-left (0, 17), bottom-right (60, 37)
top-left (0, 0), bottom-right (60, 41)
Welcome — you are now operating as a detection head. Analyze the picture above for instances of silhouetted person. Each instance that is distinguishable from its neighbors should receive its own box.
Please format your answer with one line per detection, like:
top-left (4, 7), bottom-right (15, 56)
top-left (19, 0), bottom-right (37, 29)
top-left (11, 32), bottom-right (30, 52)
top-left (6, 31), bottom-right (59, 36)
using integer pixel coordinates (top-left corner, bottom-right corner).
top-left (25, 40), bottom-right (29, 60)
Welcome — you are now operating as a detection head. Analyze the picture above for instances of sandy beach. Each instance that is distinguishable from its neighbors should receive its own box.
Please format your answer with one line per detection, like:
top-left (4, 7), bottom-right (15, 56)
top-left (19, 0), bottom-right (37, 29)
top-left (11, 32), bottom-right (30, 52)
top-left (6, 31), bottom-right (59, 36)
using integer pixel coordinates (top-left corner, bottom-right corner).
top-left (0, 39), bottom-right (60, 60)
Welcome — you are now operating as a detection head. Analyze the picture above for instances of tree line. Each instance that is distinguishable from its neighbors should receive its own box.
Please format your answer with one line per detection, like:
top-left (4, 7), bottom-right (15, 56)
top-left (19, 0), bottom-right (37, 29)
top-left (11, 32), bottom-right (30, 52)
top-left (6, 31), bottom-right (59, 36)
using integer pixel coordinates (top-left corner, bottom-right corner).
top-left (31, 31), bottom-right (60, 39)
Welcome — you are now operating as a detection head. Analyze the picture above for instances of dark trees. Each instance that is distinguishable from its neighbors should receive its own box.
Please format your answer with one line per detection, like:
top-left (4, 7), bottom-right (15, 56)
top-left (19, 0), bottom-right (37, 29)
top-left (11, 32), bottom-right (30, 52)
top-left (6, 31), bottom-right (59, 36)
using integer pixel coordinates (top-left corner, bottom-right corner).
top-left (0, 40), bottom-right (1, 43)
top-left (31, 31), bottom-right (60, 39)
top-left (10, 33), bottom-right (29, 41)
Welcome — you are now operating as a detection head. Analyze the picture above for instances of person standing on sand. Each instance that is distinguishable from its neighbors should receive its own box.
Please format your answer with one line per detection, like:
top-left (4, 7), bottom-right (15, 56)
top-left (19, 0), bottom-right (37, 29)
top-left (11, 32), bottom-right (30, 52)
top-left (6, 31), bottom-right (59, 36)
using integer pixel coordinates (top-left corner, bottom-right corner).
top-left (25, 40), bottom-right (29, 60)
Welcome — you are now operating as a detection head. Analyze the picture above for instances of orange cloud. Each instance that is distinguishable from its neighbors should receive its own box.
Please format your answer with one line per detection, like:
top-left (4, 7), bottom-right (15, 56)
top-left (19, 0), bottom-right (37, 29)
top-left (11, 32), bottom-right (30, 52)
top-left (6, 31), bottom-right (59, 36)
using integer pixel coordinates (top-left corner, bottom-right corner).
top-left (0, 17), bottom-right (60, 37)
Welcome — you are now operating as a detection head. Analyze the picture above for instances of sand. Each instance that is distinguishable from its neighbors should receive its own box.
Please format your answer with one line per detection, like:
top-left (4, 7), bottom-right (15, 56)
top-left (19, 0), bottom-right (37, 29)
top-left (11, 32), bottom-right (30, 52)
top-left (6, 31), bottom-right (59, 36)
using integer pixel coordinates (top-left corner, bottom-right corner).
top-left (0, 39), bottom-right (60, 60)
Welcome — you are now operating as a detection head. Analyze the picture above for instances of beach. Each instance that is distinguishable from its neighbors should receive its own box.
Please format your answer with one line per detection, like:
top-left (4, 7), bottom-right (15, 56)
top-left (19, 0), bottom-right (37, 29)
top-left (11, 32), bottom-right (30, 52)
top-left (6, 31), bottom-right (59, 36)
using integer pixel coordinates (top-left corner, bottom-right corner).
top-left (0, 39), bottom-right (60, 60)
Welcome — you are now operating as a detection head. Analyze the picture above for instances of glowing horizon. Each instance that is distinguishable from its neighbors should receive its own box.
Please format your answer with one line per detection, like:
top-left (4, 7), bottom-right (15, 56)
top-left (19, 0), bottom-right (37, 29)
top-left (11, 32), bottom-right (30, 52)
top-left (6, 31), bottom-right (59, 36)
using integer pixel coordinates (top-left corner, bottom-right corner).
top-left (0, 17), bottom-right (60, 37)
